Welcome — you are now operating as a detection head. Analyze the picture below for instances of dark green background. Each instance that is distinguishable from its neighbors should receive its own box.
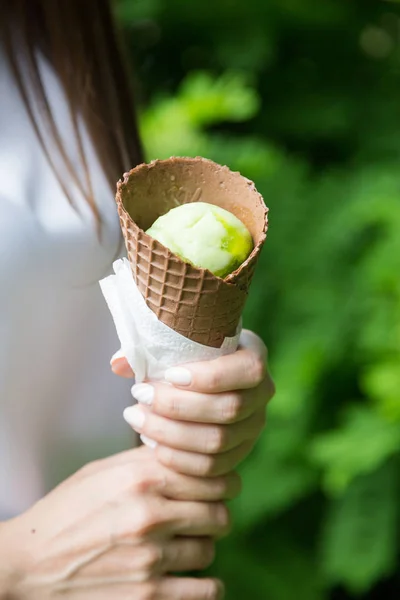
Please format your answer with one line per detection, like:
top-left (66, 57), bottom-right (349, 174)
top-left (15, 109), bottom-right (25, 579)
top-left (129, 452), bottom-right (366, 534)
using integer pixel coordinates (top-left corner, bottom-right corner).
top-left (116, 1), bottom-right (400, 597)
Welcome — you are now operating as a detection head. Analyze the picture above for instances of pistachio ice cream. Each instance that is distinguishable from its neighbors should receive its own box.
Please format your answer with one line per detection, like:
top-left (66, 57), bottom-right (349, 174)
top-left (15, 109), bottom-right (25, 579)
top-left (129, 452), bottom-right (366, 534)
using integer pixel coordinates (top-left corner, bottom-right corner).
top-left (146, 202), bottom-right (253, 278)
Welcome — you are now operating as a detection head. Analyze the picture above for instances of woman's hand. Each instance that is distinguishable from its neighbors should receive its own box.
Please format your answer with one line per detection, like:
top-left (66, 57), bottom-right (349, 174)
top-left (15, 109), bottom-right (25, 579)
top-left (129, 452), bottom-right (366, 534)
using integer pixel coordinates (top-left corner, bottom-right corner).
top-left (0, 446), bottom-right (230, 599)
top-left (114, 330), bottom-right (275, 478)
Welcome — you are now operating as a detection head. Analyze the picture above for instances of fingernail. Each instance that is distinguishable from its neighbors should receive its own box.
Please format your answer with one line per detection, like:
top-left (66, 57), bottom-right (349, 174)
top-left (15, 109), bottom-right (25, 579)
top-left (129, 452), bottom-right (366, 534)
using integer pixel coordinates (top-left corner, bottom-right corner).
top-left (123, 405), bottom-right (145, 431)
top-left (164, 367), bottom-right (192, 386)
top-left (140, 435), bottom-right (157, 449)
top-left (131, 383), bottom-right (154, 405)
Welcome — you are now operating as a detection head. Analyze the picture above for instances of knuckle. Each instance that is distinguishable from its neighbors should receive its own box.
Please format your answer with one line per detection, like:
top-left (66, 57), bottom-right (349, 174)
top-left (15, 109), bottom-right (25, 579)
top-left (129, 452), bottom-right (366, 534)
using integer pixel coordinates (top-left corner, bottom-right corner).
top-left (215, 503), bottom-right (231, 536)
top-left (206, 426), bottom-right (228, 454)
top-left (211, 476), bottom-right (230, 498)
top-left (138, 583), bottom-right (157, 600)
top-left (250, 354), bottom-right (266, 386)
top-left (145, 419), bottom-right (165, 443)
top-left (154, 467), bottom-right (169, 494)
top-left (196, 454), bottom-right (217, 477)
top-left (158, 392), bottom-right (183, 419)
top-left (135, 503), bottom-right (159, 535)
top-left (132, 465), bottom-right (159, 495)
top-left (141, 543), bottom-right (164, 574)
top-left (157, 445), bottom-right (175, 469)
top-left (133, 477), bottom-right (152, 496)
top-left (221, 393), bottom-right (243, 423)
top-left (225, 472), bottom-right (243, 499)
top-left (204, 579), bottom-right (224, 600)
top-left (206, 363), bottom-right (223, 391)
top-left (200, 540), bottom-right (216, 569)
top-left (158, 448), bottom-right (184, 481)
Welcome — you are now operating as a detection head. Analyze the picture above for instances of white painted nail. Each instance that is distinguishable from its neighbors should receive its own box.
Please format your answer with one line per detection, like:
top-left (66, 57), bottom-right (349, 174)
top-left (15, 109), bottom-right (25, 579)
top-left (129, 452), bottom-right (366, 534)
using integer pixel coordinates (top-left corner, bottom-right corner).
top-left (164, 367), bottom-right (192, 386)
top-left (131, 383), bottom-right (154, 405)
top-left (110, 348), bottom-right (125, 364)
top-left (123, 405), bottom-right (145, 430)
top-left (140, 435), bottom-right (157, 449)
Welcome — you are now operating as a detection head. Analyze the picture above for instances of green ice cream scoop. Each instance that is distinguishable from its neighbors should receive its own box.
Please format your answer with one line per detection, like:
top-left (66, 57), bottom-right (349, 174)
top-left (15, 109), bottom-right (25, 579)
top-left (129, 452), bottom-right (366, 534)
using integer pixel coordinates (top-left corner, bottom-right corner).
top-left (146, 202), bottom-right (253, 278)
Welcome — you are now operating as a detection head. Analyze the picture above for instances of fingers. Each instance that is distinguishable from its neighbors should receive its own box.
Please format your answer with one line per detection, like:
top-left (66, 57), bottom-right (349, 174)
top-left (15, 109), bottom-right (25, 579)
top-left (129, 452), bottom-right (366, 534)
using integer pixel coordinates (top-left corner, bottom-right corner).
top-left (162, 330), bottom-right (268, 394)
top-left (155, 576), bottom-right (224, 599)
top-left (131, 450), bottom-right (242, 500)
top-left (75, 537), bottom-right (215, 577)
top-left (164, 349), bottom-right (265, 393)
top-left (80, 447), bottom-right (241, 502)
top-left (154, 469), bottom-right (242, 502)
top-left (132, 383), bottom-right (271, 424)
top-left (130, 457), bottom-right (242, 501)
top-left (110, 331), bottom-right (275, 399)
top-left (127, 497), bottom-right (230, 539)
top-left (163, 537), bottom-right (215, 572)
top-left (124, 405), bottom-right (265, 454)
top-left (70, 578), bottom-right (224, 600)
top-left (162, 499), bottom-right (230, 538)
top-left (110, 350), bottom-right (134, 378)
top-left (156, 440), bottom-right (255, 477)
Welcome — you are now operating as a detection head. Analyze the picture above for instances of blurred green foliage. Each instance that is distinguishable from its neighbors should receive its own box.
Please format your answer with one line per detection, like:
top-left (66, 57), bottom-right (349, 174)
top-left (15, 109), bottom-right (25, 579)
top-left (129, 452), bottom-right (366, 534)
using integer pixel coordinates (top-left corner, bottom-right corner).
top-left (117, 0), bottom-right (400, 597)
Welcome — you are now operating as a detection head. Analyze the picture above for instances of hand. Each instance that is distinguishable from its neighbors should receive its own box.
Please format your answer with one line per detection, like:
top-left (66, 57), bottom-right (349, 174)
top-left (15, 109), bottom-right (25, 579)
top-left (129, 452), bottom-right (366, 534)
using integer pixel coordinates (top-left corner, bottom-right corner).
top-left (0, 446), bottom-right (229, 599)
top-left (113, 330), bottom-right (275, 477)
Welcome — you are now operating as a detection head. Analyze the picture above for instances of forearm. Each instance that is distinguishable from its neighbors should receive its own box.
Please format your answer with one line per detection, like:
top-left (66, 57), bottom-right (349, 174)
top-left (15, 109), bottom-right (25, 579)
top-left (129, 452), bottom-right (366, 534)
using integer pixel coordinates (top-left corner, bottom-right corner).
top-left (0, 519), bottom-right (24, 599)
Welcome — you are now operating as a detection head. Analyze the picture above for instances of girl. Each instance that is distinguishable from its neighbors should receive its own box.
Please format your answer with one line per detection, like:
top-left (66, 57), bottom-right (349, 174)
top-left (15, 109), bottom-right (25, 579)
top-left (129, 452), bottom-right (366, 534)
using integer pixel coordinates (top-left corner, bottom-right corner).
top-left (0, 1), bottom-right (274, 597)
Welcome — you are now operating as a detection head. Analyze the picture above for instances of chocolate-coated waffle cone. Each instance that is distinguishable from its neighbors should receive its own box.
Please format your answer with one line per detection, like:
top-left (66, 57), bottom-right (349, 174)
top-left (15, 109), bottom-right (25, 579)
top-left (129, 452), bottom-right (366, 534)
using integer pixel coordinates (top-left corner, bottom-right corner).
top-left (116, 157), bottom-right (268, 348)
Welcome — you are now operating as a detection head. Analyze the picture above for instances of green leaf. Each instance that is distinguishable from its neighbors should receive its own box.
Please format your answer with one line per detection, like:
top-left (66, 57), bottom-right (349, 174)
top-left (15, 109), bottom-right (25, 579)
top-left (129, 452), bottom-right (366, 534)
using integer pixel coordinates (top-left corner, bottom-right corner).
top-left (234, 456), bottom-right (316, 529)
top-left (115, 0), bottom-right (161, 21)
top-left (362, 360), bottom-right (400, 422)
top-left (180, 71), bottom-right (261, 125)
top-left (140, 97), bottom-right (206, 159)
top-left (320, 461), bottom-right (399, 593)
top-left (125, 6), bottom-right (400, 593)
top-left (140, 71), bottom-right (261, 159)
top-left (309, 405), bottom-right (400, 494)
top-left (232, 415), bottom-right (317, 528)
top-left (212, 528), bottom-right (328, 600)
top-left (205, 135), bottom-right (284, 181)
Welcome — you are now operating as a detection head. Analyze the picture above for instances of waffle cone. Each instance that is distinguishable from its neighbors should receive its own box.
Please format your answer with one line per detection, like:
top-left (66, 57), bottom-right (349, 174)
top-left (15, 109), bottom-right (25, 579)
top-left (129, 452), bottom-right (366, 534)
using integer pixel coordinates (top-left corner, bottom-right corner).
top-left (116, 157), bottom-right (268, 348)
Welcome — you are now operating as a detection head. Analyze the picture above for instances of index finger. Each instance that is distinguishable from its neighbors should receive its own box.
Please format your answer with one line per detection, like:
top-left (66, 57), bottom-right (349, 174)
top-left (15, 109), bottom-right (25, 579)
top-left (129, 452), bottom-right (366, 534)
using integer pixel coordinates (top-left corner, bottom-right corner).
top-left (110, 350), bottom-right (135, 379)
top-left (164, 332), bottom-right (268, 393)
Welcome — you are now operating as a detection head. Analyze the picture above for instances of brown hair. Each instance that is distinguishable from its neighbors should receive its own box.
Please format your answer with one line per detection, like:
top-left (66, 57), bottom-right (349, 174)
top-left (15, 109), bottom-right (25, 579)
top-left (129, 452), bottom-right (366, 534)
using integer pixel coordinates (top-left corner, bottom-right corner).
top-left (0, 0), bottom-right (143, 232)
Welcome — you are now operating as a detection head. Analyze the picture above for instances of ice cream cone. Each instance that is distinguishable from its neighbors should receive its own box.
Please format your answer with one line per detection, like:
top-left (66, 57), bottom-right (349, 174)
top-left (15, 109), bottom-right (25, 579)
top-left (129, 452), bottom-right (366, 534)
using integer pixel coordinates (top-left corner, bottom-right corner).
top-left (116, 157), bottom-right (268, 348)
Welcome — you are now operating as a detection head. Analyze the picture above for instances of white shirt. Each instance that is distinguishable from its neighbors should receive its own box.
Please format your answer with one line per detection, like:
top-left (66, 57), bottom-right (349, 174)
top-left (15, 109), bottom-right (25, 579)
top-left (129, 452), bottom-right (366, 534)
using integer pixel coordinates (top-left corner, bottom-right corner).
top-left (0, 51), bottom-right (136, 518)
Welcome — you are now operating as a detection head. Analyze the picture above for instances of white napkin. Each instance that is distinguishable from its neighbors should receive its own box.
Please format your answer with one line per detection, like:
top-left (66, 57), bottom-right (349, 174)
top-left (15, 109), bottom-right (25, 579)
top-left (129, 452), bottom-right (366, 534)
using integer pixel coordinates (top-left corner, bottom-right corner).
top-left (100, 258), bottom-right (241, 382)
